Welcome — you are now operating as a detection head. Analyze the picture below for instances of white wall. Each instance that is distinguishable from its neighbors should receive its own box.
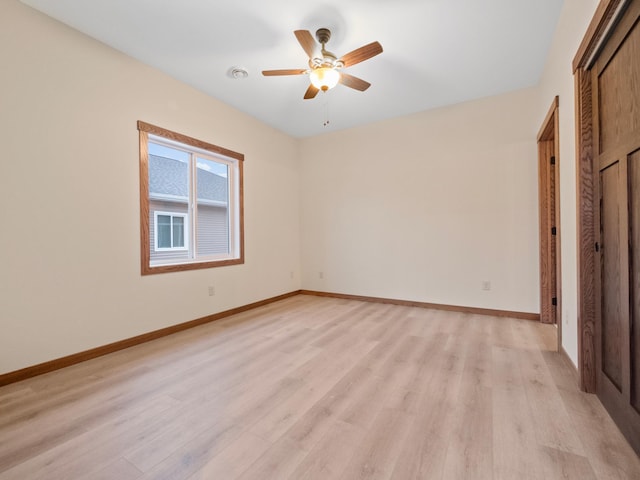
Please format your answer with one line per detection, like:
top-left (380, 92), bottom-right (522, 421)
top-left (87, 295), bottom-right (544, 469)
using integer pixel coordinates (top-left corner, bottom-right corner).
top-left (0, 1), bottom-right (301, 374)
top-left (299, 88), bottom-right (541, 314)
top-left (535, 0), bottom-right (599, 366)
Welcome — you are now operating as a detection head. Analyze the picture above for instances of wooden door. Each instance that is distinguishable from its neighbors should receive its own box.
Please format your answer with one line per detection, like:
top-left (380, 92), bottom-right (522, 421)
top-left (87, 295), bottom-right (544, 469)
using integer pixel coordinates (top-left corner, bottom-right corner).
top-left (538, 97), bottom-right (560, 330)
top-left (593, 0), bottom-right (640, 453)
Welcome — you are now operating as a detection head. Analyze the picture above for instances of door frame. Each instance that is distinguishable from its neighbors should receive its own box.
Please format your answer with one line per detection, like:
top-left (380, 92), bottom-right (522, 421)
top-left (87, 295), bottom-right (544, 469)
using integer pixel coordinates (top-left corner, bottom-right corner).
top-left (537, 96), bottom-right (562, 348)
top-left (574, 0), bottom-right (629, 393)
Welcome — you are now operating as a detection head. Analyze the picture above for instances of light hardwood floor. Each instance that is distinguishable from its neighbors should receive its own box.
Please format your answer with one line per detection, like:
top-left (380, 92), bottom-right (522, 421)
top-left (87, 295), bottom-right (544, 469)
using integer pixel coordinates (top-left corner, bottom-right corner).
top-left (1, 295), bottom-right (639, 479)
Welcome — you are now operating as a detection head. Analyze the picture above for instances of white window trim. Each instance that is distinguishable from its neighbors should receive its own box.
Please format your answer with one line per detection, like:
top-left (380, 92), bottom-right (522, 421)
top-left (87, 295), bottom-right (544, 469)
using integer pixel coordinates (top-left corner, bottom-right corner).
top-left (147, 135), bottom-right (240, 266)
top-left (154, 211), bottom-right (189, 252)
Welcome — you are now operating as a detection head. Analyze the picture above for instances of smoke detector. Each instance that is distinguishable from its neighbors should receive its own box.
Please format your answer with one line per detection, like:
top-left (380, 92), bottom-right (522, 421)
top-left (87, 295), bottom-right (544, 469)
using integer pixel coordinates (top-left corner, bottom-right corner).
top-left (229, 66), bottom-right (249, 79)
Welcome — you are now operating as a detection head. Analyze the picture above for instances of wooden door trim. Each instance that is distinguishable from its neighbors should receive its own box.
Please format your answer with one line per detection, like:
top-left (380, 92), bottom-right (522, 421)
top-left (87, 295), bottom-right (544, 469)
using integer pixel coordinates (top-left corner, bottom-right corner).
top-left (573, 0), bottom-right (628, 71)
top-left (574, 0), bottom-right (630, 393)
top-left (537, 96), bottom-right (559, 141)
top-left (537, 96), bottom-right (562, 350)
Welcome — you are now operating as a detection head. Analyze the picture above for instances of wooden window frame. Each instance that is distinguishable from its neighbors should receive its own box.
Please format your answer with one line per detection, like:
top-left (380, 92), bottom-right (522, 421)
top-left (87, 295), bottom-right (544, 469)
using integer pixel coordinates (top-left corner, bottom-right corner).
top-left (138, 121), bottom-right (245, 275)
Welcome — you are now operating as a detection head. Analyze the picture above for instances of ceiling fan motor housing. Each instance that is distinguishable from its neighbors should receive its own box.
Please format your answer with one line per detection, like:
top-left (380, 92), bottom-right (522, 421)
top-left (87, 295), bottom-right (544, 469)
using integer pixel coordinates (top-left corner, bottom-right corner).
top-left (315, 28), bottom-right (331, 45)
top-left (309, 28), bottom-right (342, 69)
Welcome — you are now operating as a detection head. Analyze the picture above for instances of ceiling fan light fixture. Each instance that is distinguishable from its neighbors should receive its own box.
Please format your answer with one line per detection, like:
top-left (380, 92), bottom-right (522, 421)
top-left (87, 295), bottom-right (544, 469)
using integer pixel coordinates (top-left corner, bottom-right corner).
top-left (309, 67), bottom-right (340, 91)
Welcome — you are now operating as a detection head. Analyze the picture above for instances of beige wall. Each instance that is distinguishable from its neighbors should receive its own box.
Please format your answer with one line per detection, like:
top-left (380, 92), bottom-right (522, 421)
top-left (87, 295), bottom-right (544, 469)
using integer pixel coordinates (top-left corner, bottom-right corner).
top-left (0, 1), bottom-right (301, 374)
top-left (1, 0), bottom-right (602, 375)
top-left (299, 88), bottom-right (541, 313)
top-left (535, 0), bottom-right (599, 366)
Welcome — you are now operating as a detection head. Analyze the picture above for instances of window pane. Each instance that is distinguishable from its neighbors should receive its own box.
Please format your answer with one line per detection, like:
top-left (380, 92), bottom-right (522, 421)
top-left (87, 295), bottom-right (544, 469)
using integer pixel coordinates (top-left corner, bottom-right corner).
top-left (149, 142), bottom-right (189, 259)
top-left (157, 215), bottom-right (171, 248)
top-left (149, 142), bottom-right (190, 162)
top-left (196, 157), bottom-right (230, 255)
top-left (173, 216), bottom-right (184, 248)
top-left (148, 142), bottom-right (189, 202)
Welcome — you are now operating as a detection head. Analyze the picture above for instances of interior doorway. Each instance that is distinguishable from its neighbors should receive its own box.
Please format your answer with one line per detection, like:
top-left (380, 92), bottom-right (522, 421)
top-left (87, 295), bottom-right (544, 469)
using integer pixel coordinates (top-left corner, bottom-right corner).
top-left (537, 96), bottom-right (561, 348)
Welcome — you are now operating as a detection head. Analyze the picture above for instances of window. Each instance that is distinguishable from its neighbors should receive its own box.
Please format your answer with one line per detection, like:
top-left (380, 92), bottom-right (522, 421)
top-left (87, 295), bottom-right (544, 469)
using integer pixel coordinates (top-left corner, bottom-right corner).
top-left (154, 212), bottom-right (187, 250)
top-left (138, 121), bottom-right (244, 274)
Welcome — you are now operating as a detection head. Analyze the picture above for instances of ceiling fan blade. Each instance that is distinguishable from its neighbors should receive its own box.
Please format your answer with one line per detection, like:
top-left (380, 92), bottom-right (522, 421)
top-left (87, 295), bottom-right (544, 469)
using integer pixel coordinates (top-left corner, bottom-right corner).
top-left (262, 69), bottom-right (307, 76)
top-left (339, 72), bottom-right (371, 91)
top-left (304, 84), bottom-right (320, 99)
top-left (339, 41), bottom-right (383, 67)
top-left (294, 30), bottom-right (317, 58)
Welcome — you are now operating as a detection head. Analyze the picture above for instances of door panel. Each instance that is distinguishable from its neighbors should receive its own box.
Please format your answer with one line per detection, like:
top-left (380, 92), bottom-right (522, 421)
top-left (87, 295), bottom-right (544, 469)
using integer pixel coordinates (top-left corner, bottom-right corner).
top-left (550, 146), bottom-right (558, 325)
top-left (538, 136), bottom-right (558, 325)
top-left (629, 150), bottom-right (640, 412)
top-left (600, 163), bottom-right (623, 390)
top-left (598, 19), bottom-right (640, 154)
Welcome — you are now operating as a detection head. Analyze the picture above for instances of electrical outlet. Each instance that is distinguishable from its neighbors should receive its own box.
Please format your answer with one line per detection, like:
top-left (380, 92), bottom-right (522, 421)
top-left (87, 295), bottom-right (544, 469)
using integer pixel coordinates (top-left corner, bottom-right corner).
top-left (290, 271), bottom-right (294, 279)
top-left (319, 271), bottom-right (324, 279)
top-left (482, 280), bottom-right (491, 291)
top-left (208, 285), bottom-right (215, 296)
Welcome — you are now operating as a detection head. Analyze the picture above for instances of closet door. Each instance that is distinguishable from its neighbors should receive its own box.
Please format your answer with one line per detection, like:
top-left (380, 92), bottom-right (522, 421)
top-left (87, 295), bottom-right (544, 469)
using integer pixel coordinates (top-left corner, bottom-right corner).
top-left (593, 0), bottom-right (640, 452)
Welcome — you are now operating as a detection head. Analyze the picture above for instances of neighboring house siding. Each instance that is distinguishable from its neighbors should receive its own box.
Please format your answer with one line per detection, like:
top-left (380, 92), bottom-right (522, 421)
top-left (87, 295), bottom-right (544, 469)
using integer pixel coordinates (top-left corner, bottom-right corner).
top-left (197, 205), bottom-right (229, 255)
top-left (149, 200), bottom-right (189, 263)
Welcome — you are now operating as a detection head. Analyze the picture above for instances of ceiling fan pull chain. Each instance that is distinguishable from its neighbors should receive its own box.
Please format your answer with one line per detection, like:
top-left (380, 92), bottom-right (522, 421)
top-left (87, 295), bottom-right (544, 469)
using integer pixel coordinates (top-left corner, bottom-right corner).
top-left (323, 97), bottom-right (330, 127)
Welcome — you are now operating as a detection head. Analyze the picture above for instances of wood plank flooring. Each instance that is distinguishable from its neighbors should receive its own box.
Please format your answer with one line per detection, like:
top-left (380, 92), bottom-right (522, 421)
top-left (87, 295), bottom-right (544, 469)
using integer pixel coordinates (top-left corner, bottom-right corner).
top-left (1, 294), bottom-right (639, 479)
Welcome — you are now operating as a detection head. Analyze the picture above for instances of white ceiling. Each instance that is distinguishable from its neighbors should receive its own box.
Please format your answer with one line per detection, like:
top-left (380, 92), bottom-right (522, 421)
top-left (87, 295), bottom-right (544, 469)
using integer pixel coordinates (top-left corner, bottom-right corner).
top-left (21, 0), bottom-right (564, 138)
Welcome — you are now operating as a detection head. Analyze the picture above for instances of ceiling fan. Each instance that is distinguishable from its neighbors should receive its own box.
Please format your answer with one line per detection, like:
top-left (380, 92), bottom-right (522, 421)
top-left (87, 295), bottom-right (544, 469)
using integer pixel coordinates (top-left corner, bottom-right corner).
top-left (262, 28), bottom-right (383, 99)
